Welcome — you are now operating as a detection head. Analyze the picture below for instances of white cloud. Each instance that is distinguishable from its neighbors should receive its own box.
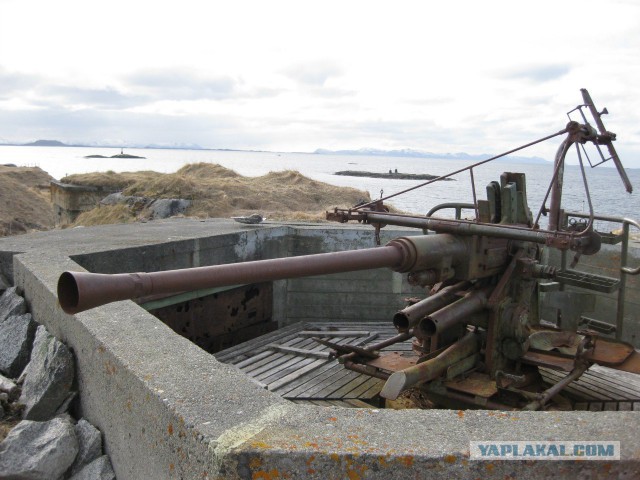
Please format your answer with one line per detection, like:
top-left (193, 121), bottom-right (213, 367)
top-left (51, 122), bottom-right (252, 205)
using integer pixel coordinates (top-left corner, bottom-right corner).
top-left (0, 0), bottom-right (638, 166)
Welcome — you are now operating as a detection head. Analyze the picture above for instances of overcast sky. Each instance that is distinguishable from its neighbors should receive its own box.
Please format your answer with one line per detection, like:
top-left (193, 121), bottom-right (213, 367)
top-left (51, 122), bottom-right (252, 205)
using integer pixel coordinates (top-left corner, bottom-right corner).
top-left (1, 0), bottom-right (639, 166)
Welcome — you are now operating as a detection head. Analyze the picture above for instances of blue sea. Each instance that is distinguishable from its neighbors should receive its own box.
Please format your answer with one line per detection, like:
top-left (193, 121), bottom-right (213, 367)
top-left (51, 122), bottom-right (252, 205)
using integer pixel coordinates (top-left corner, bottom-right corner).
top-left (1, 145), bottom-right (638, 231)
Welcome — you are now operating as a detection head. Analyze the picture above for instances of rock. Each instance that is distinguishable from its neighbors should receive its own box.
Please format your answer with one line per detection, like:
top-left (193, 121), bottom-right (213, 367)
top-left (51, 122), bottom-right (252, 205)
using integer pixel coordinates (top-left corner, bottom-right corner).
top-left (69, 418), bottom-right (103, 475)
top-left (232, 213), bottom-right (265, 224)
top-left (68, 455), bottom-right (116, 480)
top-left (0, 415), bottom-right (79, 480)
top-left (99, 192), bottom-right (125, 206)
top-left (99, 192), bottom-right (146, 208)
top-left (19, 326), bottom-right (75, 421)
top-left (0, 402), bottom-right (4, 420)
top-left (0, 286), bottom-right (26, 324)
top-left (0, 372), bottom-right (19, 397)
top-left (0, 313), bottom-right (37, 378)
top-left (149, 198), bottom-right (191, 219)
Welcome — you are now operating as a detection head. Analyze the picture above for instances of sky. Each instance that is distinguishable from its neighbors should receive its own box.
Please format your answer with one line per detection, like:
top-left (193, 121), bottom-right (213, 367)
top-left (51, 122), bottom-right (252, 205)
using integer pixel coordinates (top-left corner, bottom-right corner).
top-left (1, 0), bottom-right (639, 166)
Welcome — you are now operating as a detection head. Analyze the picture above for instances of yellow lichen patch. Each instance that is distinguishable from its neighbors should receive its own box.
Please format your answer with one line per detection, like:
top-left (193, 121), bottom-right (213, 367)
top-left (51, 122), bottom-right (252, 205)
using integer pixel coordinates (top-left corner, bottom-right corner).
top-left (167, 424), bottom-right (174, 436)
top-left (249, 440), bottom-right (273, 449)
top-left (444, 454), bottom-right (457, 464)
top-left (397, 455), bottom-right (414, 467)
top-left (252, 468), bottom-right (281, 480)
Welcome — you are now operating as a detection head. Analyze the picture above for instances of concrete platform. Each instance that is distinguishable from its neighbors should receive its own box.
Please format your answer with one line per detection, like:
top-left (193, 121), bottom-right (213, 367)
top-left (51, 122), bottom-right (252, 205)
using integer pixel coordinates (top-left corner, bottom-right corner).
top-left (1, 218), bottom-right (639, 479)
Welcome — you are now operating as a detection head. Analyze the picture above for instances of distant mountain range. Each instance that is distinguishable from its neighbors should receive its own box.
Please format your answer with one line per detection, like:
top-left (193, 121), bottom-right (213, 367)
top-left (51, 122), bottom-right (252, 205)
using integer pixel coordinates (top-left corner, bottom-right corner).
top-left (314, 147), bottom-right (550, 164)
top-left (2, 139), bottom-right (206, 150)
top-left (1, 139), bottom-right (550, 164)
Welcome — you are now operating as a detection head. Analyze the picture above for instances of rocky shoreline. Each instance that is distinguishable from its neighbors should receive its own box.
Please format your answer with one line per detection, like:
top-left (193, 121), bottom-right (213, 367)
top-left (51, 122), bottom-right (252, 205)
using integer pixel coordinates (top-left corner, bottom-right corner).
top-left (335, 170), bottom-right (454, 181)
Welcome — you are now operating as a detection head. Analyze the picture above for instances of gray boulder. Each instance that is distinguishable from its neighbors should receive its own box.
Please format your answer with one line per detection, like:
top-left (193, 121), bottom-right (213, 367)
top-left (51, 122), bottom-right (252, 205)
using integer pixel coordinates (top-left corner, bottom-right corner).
top-left (68, 455), bottom-right (116, 480)
top-left (0, 286), bottom-right (26, 324)
top-left (0, 372), bottom-right (18, 396)
top-left (99, 192), bottom-right (125, 205)
top-left (19, 326), bottom-right (75, 421)
top-left (0, 313), bottom-right (37, 378)
top-left (149, 198), bottom-right (191, 219)
top-left (69, 418), bottom-right (103, 476)
top-left (0, 415), bottom-right (79, 480)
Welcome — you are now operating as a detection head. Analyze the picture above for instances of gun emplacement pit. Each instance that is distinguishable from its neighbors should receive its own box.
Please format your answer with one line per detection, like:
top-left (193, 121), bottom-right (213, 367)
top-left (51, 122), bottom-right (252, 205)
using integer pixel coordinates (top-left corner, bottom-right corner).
top-left (1, 218), bottom-right (639, 479)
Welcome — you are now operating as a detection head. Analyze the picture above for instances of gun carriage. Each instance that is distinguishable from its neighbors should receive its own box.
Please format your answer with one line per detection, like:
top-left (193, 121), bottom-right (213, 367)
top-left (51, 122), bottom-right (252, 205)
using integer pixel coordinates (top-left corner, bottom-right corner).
top-left (58, 90), bottom-right (640, 411)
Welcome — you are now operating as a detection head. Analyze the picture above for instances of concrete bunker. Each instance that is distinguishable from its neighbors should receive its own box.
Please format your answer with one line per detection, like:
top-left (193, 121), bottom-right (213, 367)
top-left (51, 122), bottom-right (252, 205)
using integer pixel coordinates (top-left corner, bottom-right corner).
top-left (1, 218), bottom-right (639, 479)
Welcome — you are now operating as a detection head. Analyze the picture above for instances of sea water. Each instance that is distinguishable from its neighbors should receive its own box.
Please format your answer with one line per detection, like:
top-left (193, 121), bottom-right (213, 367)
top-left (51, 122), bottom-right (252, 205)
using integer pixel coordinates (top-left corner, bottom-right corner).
top-left (1, 145), bottom-right (638, 231)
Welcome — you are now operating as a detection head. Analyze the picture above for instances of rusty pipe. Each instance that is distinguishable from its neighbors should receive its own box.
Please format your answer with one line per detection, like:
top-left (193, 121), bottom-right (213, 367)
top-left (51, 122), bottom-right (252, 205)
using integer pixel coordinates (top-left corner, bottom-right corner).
top-left (380, 331), bottom-right (480, 400)
top-left (58, 234), bottom-right (470, 314)
top-left (392, 281), bottom-right (469, 332)
top-left (417, 287), bottom-right (490, 337)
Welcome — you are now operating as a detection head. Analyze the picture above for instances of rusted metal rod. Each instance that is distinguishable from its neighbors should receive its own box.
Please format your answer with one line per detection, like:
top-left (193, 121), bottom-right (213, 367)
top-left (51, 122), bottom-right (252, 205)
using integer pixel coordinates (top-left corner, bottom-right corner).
top-left (522, 361), bottom-right (590, 411)
top-left (58, 234), bottom-right (471, 314)
top-left (380, 332), bottom-right (480, 400)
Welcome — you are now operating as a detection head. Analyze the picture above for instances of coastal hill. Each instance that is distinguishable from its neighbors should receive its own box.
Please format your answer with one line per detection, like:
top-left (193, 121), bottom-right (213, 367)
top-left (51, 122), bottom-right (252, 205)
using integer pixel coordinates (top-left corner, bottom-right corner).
top-left (61, 163), bottom-right (371, 227)
top-left (0, 163), bottom-right (372, 236)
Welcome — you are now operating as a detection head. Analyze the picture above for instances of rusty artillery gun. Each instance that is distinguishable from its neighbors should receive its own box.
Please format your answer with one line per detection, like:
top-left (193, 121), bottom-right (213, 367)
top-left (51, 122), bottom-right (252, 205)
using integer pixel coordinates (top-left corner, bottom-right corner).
top-left (58, 89), bottom-right (640, 411)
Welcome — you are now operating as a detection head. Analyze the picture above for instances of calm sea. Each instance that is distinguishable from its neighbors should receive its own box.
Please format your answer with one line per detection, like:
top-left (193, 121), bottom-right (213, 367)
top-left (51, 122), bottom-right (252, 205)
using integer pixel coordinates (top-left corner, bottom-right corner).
top-left (1, 145), bottom-right (638, 230)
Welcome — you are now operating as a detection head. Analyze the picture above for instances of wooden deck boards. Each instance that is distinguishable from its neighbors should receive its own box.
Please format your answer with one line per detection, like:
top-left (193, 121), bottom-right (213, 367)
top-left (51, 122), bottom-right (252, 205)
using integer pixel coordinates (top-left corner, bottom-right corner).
top-left (215, 321), bottom-right (640, 409)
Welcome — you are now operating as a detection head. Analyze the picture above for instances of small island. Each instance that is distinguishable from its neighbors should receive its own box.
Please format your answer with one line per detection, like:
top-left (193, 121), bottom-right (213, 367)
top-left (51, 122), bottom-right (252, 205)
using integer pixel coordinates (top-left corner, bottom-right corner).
top-left (84, 149), bottom-right (146, 159)
top-left (335, 170), bottom-right (453, 181)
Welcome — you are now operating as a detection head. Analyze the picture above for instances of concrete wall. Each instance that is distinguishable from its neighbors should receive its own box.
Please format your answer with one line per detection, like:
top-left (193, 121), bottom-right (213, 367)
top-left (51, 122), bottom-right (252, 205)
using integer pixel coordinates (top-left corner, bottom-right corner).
top-left (1, 219), bottom-right (639, 479)
top-left (542, 242), bottom-right (640, 344)
top-left (50, 180), bottom-right (120, 226)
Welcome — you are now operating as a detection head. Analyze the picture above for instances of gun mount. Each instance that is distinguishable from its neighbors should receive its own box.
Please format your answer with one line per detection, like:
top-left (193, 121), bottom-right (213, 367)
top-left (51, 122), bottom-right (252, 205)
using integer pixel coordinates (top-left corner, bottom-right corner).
top-left (57, 90), bottom-right (640, 411)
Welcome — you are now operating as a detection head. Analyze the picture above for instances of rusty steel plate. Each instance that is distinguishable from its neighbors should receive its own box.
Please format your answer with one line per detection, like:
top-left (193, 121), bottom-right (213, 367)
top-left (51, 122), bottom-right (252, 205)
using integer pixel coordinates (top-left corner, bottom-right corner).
top-left (366, 352), bottom-right (418, 372)
top-left (611, 350), bottom-right (640, 374)
top-left (521, 351), bottom-right (574, 372)
top-left (444, 372), bottom-right (498, 398)
top-left (585, 337), bottom-right (634, 366)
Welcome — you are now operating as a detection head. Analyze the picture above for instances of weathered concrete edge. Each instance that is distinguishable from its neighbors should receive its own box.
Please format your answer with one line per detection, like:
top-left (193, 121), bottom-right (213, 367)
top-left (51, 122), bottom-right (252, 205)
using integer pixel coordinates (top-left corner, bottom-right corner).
top-left (11, 233), bottom-right (640, 480)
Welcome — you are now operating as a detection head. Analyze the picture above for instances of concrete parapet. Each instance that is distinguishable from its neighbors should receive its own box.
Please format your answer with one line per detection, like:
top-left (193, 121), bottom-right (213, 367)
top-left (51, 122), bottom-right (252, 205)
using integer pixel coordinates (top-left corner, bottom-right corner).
top-left (1, 219), bottom-right (639, 479)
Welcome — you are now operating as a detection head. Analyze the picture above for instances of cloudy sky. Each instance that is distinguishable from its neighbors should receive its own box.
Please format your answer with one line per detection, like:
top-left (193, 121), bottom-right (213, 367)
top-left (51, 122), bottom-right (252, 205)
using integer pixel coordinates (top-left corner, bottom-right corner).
top-left (1, 0), bottom-right (639, 166)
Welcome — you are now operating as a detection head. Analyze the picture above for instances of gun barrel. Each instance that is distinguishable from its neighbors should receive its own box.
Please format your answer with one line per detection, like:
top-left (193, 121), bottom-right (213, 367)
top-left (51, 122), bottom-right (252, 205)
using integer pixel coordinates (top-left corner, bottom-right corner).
top-left (58, 234), bottom-right (470, 314)
top-left (418, 288), bottom-right (490, 337)
top-left (392, 281), bottom-right (469, 332)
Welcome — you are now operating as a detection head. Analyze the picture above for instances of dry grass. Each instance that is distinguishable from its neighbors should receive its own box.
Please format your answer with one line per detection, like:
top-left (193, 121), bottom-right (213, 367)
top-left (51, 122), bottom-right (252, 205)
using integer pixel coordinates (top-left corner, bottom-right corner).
top-left (72, 163), bottom-right (371, 226)
top-left (72, 204), bottom-right (138, 226)
top-left (0, 162), bottom-right (373, 234)
top-left (0, 166), bottom-right (55, 236)
top-left (61, 171), bottom-right (158, 191)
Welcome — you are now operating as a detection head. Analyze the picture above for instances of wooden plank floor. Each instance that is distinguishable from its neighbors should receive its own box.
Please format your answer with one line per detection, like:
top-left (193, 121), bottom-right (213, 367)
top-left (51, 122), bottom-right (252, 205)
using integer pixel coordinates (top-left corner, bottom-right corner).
top-left (215, 321), bottom-right (406, 408)
top-left (216, 321), bottom-right (640, 410)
